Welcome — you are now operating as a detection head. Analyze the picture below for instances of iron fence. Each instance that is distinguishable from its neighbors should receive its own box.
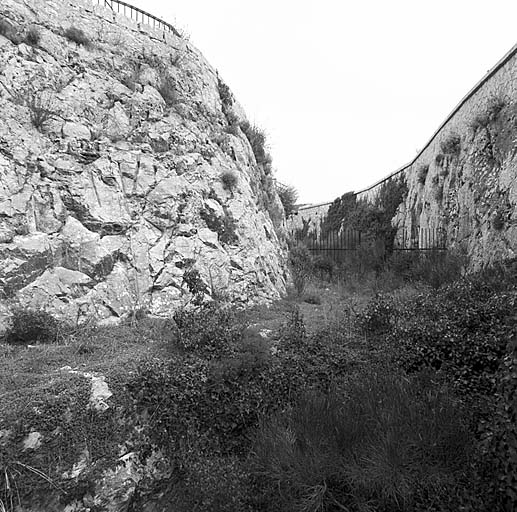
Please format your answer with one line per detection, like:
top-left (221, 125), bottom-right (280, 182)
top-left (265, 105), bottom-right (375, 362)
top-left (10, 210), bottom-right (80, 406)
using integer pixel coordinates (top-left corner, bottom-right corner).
top-left (292, 223), bottom-right (446, 262)
top-left (93, 0), bottom-right (181, 36)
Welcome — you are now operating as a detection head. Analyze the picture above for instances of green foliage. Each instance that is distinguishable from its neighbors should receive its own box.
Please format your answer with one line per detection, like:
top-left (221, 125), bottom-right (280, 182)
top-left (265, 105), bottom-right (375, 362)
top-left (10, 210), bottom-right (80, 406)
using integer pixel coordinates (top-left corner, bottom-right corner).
top-left (220, 170), bottom-right (238, 191)
top-left (182, 267), bottom-right (209, 302)
top-left (200, 207), bottom-right (238, 245)
top-left (173, 302), bottom-right (243, 356)
top-left (251, 371), bottom-right (471, 512)
top-left (321, 177), bottom-right (407, 258)
top-left (277, 183), bottom-right (298, 217)
top-left (239, 120), bottom-right (272, 170)
top-left (417, 164), bottom-right (429, 185)
top-left (390, 274), bottom-right (517, 396)
top-left (64, 26), bottom-right (90, 47)
top-left (312, 254), bottom-right (334, 280)
top-left (355, 293), bottom-right (399, 335)
top-left (217, 77), bottom-right (234, 109)
top-left (288, 243), bottom-right (313, 295)
top-left (2, 308), bottom-right (64, 345)
top-left (440, 133), bottom-right (461, 156)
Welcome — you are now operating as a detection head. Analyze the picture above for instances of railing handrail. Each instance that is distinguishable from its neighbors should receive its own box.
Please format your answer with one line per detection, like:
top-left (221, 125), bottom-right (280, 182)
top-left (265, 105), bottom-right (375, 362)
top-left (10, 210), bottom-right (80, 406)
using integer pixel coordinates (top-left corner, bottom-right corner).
top-left (94, 0), bottom-right (181, 37)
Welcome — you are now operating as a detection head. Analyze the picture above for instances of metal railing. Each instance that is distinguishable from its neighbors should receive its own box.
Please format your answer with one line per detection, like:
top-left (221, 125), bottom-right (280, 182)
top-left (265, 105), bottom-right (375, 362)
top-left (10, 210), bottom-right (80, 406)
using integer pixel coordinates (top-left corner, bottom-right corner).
top-left (93, 0), bottom-right (181, 37)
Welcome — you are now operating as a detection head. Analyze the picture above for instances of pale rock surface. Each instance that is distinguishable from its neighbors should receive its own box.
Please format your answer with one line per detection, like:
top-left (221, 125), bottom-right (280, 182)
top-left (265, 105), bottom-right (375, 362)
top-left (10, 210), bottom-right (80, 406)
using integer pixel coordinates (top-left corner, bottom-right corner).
top-left (0, 0), bottom-right (288, 327)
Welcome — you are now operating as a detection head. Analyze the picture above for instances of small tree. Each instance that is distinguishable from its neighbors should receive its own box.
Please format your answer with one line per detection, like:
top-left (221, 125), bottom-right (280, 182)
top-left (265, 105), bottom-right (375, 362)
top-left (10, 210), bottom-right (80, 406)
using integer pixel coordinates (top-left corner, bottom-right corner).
top-left (277, 183), bottom-right (299, 217)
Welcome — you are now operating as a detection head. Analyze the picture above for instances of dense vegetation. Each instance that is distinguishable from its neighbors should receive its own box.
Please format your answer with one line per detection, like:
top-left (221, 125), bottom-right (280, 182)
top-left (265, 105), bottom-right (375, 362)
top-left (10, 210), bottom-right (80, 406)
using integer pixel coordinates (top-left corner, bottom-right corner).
top-left (1, 254), bottom-right (516, 511)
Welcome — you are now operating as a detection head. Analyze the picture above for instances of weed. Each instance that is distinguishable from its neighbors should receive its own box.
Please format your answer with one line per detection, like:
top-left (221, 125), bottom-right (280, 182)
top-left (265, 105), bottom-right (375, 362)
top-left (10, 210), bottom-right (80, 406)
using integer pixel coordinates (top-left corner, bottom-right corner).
top-left (277, 183), bottom-right (298, 217)
top-left (220, 170), bottom-right (238, 192)
top-left (64, 26), bottom-right (90, 47)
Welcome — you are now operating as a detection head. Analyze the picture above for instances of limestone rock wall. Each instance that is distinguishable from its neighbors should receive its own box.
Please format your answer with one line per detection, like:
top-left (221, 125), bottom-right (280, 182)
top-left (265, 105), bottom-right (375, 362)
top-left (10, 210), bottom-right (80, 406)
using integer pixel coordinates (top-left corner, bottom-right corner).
top-left (0, 0), bottom-right (287, 327)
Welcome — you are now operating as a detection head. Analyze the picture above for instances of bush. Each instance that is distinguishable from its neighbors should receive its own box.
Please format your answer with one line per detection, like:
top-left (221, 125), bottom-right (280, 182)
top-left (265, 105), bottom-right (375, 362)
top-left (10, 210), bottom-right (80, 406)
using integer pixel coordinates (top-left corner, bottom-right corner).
top-left (289, 244), bottom-right (313, 296)
top-left (24, 26), bottom-right (41, 46)
top-left (355, 293), bottom-right (399, 335)
top-left (182, 267), bottom-right (209, 303)
top-left (435, 153), bottom-right (445, 167)
top-left (390, 274), bottom-right (517, 396)
top-left (220, 170), bottom-right (238, 192)
top-left (239, 120), bottom-right (272, 168)
top-left (173, 302), bottom-right (243, 356)
top-left (251, 371), bottom-right (472, 512)
top-left (64, 26), bottom-right (90, 47)
top-left (2, 308), bottom-right (63, 345)
top-left (277, 184), bottom-right (298, 217)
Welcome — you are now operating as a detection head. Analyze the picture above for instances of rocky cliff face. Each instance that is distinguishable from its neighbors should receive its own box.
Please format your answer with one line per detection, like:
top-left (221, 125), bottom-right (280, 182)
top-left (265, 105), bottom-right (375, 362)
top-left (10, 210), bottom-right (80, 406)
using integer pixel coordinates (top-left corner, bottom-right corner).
top-left (0, 0), bottom-right (287, 327)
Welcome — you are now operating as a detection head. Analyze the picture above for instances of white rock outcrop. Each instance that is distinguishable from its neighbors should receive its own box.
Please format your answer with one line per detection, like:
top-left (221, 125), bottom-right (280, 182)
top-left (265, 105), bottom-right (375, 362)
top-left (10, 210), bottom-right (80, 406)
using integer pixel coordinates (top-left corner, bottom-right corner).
top-left (0, 0), bottom-right (288, 326)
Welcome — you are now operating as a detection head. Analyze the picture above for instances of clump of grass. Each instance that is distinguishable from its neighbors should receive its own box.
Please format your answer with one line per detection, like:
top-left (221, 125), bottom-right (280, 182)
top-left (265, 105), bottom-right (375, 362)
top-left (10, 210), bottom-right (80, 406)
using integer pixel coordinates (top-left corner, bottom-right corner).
top-left (417, 164), bottom-right (429, 185)
top-left (64, 26), bottom-right (90, 47)
top-left (440, 133), bottom-right (461, 156)
top-left (252, 372), bottom-right (471, 512)
top-left (220, 170), bottom-right (238, 192)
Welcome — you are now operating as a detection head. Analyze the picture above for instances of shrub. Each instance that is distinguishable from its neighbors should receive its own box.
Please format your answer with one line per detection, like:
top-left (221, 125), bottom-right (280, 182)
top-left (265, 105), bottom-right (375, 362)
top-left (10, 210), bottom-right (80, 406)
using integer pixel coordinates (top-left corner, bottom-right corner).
top-left (417, 164), bottom-right (429, 185)
top-left (173, 302), bottom-right (243, 356)
top-left (64, 26), bottom-right (90, 47)
top-left (182, 267), bottom-right (209, 303)
top-left (218, 78), bottom-right (234, 109)
top-left (289, 244), bottom-right (313, 296)
top-left (239, 120), bottom-right (271, 168)
top-left (312, 254), bottom-right (334, 280)
top-left (440, 133), bottom-right (461, 156)
top-left (24, 26), bottom-right (41, 46)
top-left (390, 275), bottom-right (517, 396)
top-left (251, 371), bottom-right (472, 512)
top-left (220, 170), bottom-right (238, 192)
top-left (435, 153), bottom-right (445, 167)
top-left (200, 207), bottom-right (238, 245)
top-left (2, 308), bottom-right (63, 345)
top-left (158, 78), bottom-right (178, 106)
top-left (355, 293), bottom-right (399, 335)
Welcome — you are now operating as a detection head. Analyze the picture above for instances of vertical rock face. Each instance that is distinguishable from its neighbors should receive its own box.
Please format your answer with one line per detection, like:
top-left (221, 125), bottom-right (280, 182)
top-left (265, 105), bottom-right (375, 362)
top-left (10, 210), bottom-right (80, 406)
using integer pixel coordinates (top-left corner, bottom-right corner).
top-left (0, 0), bottom-right (287, 326)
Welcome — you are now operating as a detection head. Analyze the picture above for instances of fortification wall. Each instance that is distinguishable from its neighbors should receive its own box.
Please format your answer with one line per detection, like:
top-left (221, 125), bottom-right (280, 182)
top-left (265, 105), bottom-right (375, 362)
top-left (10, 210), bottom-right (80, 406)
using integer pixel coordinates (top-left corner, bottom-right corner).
top-left (291, 43), bottom-right (517, 266)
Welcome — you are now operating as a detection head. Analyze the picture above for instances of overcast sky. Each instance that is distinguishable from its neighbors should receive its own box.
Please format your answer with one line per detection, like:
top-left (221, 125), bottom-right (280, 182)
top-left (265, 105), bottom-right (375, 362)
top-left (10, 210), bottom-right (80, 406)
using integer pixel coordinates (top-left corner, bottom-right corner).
top-left (129, 0), bottom-right (517, 204)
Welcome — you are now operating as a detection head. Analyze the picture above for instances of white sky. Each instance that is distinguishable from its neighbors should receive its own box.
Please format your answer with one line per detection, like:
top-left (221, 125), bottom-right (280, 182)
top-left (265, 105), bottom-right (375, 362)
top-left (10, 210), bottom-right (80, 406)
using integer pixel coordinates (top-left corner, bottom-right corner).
top-left (129, 0), bottom-right (517, 204)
